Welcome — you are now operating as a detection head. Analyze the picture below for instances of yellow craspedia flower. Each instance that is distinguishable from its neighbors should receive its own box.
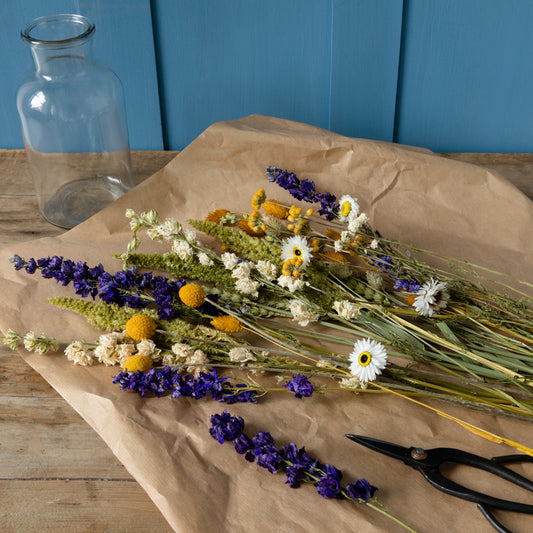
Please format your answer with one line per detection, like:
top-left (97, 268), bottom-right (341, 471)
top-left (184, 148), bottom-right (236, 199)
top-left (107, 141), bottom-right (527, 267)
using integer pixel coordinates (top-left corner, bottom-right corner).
top-left (125, 314), bottom-right (157, 341)
top-left (326, 228), bottom-right (341, 240)
top-left (319, 251), bottom-right (350, 264)
top-left (179, 283), bottom-right (206, 307)
top-left (263, 199), bottom-right (289, 220)
top-left (210, 315), bottom-right (243, 333)
top-left (237, 219), bottom-right (265, 237)
top-left (251, 188), bottom-right (266, 210)
top-left (205, 209), bottom-right (230, 224)
top-left (123, 354), bottom-right (153, 373)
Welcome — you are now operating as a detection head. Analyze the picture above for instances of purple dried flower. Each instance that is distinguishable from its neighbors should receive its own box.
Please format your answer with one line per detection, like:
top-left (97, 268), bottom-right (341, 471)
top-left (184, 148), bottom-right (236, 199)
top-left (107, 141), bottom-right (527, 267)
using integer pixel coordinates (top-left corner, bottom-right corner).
top-left (346, 478), bottom-right (378, 503)
top-left (210, 411), bottom-right (377, 505)
top-left (10, 254), bottom-right (187, 320)
top-left (209, 410), bottom-right (245, 443)
top-left (284, 374), bottom-right (315, 399)
top-left (315, 472), bottom-right (341, 498)
top-left (113, 367), bottom-right (257, 404)
top-left (253, 442), bottom-right (282, 474)
top-left (266, 166), bottom-right (339, 220)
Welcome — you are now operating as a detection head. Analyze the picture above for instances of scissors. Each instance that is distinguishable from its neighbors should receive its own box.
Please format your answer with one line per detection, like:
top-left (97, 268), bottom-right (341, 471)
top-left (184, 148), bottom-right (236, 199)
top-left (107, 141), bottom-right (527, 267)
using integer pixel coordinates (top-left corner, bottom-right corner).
top-left (346, 434), bottom-right (533, 533)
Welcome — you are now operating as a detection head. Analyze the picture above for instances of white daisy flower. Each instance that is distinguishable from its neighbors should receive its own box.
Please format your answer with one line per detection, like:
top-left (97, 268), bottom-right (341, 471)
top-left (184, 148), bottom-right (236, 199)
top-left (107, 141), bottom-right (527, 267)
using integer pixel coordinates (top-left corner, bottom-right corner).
top-left (289, 299), bottom-right (320, 327)
top-left (349, 338), bottom-right (388, 384)
top-left (338, 195), bottom-right (360, 222)
top-left (281, 235), bottom-right (313, 269)
top-left (413, 278), bottom-right (450, 317)
top-left (370, 239), bottom-right (379, 250)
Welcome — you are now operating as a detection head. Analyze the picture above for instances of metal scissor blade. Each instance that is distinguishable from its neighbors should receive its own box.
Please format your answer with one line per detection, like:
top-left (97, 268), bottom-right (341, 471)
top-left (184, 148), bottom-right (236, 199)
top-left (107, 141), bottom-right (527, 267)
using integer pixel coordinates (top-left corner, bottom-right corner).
top-left (345, 434), bottom-right (413, 462)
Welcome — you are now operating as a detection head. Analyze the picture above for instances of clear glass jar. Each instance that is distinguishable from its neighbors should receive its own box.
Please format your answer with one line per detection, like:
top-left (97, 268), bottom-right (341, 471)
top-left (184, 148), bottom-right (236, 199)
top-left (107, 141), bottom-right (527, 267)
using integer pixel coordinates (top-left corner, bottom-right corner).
top-left (17, 14), bottom-right (132, 229)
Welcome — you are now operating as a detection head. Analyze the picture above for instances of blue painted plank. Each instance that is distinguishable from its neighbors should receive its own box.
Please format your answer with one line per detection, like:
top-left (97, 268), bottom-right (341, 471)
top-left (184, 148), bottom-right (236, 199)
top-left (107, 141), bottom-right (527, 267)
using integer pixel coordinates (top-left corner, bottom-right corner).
top-left (0, 0), bottom-right (81, 149)
top-left (0, 0), bottom-right (163, 150)
top-left (80, 0), bottom-right (163, 149)
top-left (151, 0), bottom-right (333, 150)
top-left (330, 0), bottom-right (403, 141)
top-left (395, 0), bottom-right (533, 152)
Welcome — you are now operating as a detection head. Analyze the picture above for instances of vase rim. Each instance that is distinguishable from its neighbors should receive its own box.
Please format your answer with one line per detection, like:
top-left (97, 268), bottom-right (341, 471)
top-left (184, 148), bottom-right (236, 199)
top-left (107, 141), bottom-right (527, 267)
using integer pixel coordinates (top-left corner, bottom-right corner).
top-left (21, 14), bottom-right (95, 47)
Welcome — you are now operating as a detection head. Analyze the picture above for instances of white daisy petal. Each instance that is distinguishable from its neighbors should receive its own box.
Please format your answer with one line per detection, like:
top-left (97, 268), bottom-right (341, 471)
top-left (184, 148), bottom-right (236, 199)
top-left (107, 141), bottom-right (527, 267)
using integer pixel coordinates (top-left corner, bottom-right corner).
top-left (338, 194), bottom-right (360, 222)
top-left (281, 235), bottom-right (313, 269)
top-left (349, 338), bottom-right (388, 384)
top-left (413, 278), bottom-right (450, 317)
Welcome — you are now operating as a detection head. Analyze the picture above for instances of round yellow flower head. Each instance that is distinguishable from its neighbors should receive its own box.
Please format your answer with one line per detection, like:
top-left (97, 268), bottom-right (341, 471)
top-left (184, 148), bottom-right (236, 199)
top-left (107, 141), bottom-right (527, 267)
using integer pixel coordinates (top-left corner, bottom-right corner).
top-left (179, 283), bottom-right (206, 307)
top-left (210, 315), bottom-right (243, 333)
top-left (125, 314), bottom-right (157, 341)
top-left (123, 354), bottom-right (153, 373)
top-left (205, 208), bottom-right (231, 224)
top-left (263, 199), bottom-right (289, 220)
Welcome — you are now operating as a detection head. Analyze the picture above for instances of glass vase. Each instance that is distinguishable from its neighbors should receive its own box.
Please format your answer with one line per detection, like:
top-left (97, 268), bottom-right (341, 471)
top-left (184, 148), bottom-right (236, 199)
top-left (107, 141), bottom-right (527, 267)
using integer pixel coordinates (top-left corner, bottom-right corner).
top-left (17, 14), bottom-right (133, 229)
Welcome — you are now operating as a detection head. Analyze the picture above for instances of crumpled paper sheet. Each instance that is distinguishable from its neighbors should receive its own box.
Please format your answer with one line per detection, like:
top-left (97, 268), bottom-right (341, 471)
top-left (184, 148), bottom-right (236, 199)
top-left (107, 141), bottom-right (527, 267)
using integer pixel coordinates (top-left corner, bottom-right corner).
top-left (1, 115), bottom-right (532, 532)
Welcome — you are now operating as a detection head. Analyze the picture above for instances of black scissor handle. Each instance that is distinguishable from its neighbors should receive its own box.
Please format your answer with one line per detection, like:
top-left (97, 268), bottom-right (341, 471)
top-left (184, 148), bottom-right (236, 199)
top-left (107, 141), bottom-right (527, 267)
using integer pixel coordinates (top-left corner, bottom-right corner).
top-left (477, 504), bottom-right (513, 533)
top-left (418, 467), bottom-right (533, 514)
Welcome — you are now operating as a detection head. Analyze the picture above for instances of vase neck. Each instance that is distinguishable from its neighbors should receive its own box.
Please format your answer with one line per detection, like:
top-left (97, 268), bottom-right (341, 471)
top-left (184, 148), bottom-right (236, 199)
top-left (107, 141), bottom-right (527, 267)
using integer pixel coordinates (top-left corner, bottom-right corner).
top-left (21, 14), bottom-right (95, 75)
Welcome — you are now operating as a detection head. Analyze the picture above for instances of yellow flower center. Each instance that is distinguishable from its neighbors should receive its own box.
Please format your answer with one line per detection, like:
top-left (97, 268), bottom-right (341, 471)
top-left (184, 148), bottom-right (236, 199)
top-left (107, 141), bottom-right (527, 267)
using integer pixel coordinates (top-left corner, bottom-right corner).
top-left (340, 200), bottom-right (352, 218)
top-left (358, 351), bottom-right (372, 367)
top-left (293, 247), bottom-right (302, 257)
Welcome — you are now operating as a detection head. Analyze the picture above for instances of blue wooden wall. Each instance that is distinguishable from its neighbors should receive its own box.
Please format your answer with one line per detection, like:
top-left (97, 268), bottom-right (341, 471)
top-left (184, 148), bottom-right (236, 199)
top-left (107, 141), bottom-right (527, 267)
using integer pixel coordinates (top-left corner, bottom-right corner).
top-left (2, 0), bottom-right (533, 152)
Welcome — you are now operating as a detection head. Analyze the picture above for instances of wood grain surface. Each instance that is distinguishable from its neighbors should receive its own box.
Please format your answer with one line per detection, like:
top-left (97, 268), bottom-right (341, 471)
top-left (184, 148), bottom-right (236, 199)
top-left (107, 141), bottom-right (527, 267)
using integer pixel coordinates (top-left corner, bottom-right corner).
top-left (0, 149), bottom-right (531, 532)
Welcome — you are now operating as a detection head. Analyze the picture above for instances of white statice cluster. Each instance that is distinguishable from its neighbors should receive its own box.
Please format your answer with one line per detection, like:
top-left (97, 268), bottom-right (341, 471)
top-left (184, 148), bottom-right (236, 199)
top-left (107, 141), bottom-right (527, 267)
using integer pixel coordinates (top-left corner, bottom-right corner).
top-left (147, 217), bottom-right (181, 242)
top-left (228, 347), bottom-right (256, 363)
top-left (172, 239), bottom-right (194, 260)
top-left (86, 331), bottom-right (162, 367)
top-left (221, 255), bottom-right (261, 298)
top-left (197, 252), bottom-right (213, 267)
top-left (277, 274), bottom-right (306, 293)
top-left (232, 261), bottom-right (260, 297)
top-left (221, 252), bottom-right (240, 270)
top-left (347, 213), bottom-right (369, 234)
top-left (333, 300), bottom-right (361, 320)
top-left (255, 260), bottom-right (278, 281)
top-left (164, 342), bottom-right (209, 377)
top-left (64, 341), bottom-right (94, 366)
top-left (289, 299), bottom-right (320, 327)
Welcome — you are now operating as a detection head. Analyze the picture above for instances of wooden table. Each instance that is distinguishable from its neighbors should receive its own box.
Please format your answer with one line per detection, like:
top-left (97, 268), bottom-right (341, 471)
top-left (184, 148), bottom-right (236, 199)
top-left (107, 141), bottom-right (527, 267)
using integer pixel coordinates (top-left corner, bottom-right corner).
top-left (0, 149), bottom-right (531, 531)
